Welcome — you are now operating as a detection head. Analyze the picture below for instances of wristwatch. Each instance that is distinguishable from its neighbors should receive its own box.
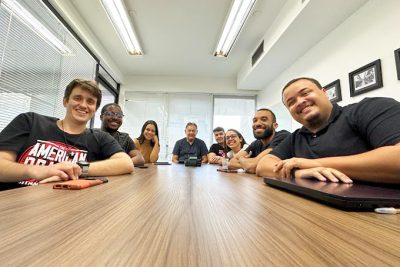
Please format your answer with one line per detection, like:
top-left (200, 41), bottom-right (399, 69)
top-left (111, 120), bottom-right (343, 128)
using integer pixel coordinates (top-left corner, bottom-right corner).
top-left (77, 161), bottom-right (90, 178)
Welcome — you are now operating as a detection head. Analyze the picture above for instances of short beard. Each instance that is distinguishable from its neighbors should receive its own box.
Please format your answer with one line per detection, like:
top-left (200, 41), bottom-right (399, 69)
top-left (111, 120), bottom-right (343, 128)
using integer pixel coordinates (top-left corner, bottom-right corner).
top-left (253, 126), bottom-right (273, 140)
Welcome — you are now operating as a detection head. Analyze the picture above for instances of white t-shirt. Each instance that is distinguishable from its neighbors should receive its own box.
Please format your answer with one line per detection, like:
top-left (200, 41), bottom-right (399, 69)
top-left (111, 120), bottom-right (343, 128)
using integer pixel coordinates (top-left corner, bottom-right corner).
top-left (226, 144), bottom-right (249, 159)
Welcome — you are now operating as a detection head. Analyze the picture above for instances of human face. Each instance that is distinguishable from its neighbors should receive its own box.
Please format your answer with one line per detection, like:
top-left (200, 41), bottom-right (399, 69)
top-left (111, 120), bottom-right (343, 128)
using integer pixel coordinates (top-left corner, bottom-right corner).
top-left (225, 130), bottom-right (242, 152)
top-left (283, 79), bottom-right (333, 131)
top-left (185, 125), bottom-right (197, 142)
top-left (100, 105), bottom-right (124, 131)
top-left (63, 86), bottom-right (97, 124)
top-left (252, 110), bottom-right (276, 140)
top-left (143, 123), bottom-right (156, 141)
top-left (213, 131), bottom-right (225, 145)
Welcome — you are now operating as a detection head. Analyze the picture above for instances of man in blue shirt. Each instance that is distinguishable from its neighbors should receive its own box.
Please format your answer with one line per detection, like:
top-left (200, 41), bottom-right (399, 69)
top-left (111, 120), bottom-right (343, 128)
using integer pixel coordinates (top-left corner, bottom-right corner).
top-left (172, 122), bottom-right (208, 163)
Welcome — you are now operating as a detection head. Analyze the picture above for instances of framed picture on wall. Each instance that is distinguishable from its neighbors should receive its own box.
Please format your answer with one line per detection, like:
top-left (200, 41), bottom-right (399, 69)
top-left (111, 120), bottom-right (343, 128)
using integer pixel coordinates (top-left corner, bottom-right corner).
top-left (395, 48), bottom-right (400, 80)
top-left (349, 59), bottom-right (383, 97)
top-left (324, 79), bottom-right (342, 103)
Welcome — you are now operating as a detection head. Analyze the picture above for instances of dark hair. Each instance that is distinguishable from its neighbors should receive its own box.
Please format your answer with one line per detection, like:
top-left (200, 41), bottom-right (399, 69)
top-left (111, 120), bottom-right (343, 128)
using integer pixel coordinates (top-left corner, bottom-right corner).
top-left (281, 77), bottom-right (322, 104)
top-left (226, 129), bottom-right (246, 148)
top-left (185, 122), bottom-right (198, 129)
top-left (64, 79), bottom-right (102, 109)
top-left (256, 108), bottom-right (276, 123)
top-left (213, 126), bottom-right (225, 133)
top-left (137, 120), bottom-right (160, 147)
top-left (101, 103), bottom-right (121, 114)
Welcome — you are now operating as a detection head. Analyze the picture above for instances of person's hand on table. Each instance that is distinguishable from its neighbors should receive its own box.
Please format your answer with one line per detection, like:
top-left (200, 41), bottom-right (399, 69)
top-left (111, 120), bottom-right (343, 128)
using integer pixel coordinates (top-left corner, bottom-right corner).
top-left (29, 162), bottom-right (81, 184)
top-left (293, 167), bottom-right (352, 183)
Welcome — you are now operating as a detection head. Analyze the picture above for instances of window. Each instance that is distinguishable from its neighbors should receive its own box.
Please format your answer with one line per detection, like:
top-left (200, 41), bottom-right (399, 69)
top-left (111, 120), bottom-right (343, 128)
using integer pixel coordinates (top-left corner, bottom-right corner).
top-left (0, 0), bottom-right (97, 131)
top-left (213, 96), bottom-right (256, 145)
top-left (123, 92), bottom-right (213, 160)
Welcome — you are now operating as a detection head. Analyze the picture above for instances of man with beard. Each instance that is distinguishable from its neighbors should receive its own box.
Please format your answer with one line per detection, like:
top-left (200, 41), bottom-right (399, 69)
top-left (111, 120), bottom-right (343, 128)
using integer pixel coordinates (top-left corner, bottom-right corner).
top-left (100, 103), bottom-right (145, 166)
top-left (256, 77), bottom-right (400, 183)
top-left (228, 109), bottom-right (290, 173)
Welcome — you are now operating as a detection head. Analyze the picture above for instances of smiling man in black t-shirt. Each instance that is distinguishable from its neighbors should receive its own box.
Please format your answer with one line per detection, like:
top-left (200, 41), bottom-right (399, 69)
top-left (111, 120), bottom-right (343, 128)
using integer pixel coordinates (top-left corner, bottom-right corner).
top-left (207, 127), bottom-right (230, 164)
top-left (228, 109), bottom-right (290, 173)
top-left (0, 79), bottom-right (133, 190)
top-left (100, 103), bottom-right (144, 166)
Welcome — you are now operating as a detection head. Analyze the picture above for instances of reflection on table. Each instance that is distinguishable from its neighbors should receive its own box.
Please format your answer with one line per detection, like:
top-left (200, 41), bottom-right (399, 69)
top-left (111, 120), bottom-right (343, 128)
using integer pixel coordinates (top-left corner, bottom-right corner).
top-left (0, 164), bottom-right (399, 266)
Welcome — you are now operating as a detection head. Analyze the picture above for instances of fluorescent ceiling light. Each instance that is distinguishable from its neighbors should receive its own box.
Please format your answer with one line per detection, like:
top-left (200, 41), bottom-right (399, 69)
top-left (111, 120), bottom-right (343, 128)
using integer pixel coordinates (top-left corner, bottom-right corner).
top-left (1, 0), bottom-right (73, 55)
top-left (100, 0), bottom-right (143, 56)
top-left (214, 0), bottom-right (256, 57)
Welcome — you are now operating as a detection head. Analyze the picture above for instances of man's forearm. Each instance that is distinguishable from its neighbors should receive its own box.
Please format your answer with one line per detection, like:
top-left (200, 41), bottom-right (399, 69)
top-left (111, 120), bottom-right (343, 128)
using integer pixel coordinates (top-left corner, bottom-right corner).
top-left (0, 160), bottom-right (31, 182)
top-left (228, 158), bottom-right (242, 169)
top-left (90, 152), bottom-right (133, 176)
top-left (255, 154), bottom-right (281, 177)
top-left (172, 155), bottom-right (179, 163)
top-left (315, 145), bottom-right (400, 183)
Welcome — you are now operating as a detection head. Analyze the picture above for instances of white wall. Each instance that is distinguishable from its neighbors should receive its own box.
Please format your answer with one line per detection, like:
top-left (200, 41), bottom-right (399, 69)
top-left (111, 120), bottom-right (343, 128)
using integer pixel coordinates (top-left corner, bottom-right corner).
top-left (122, 75), bottom-right (258, 95)
top-left (258, 0), bottom-right (400, 131)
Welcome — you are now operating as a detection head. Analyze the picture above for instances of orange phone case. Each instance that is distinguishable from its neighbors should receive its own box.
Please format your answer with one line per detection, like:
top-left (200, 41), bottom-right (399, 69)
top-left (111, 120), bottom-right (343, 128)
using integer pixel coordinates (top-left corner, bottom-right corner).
top-left (53, 179), bottom-right (104, 190)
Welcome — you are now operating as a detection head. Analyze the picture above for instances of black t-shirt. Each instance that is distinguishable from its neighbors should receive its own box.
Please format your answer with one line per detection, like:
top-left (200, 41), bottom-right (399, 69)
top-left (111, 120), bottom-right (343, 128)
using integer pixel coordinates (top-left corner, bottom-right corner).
top-left (0, 112), bottom-right (124, 189)
top-left (270, 97), bottom-right (400, 160)
top-left (108, 131), bottom-right (136, 154)
top-left (208, 143), bottom-right (230, 157)
top-left (245, 130), bottom-right (290, 157)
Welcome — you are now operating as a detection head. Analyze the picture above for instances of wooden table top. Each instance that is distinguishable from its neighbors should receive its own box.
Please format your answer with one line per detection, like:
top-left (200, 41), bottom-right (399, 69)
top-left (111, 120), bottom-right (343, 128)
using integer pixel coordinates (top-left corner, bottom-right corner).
top-left (0, 164), bottom-right (399, 266)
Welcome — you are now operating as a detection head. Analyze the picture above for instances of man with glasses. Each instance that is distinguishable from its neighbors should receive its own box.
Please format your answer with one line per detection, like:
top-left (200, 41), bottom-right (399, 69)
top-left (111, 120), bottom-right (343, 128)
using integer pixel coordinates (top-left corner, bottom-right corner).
top-left (0, 79), bottom-right (133, 190)
top-left (100, 103), bottom-right (145, 166)
top-left (229, 108), bottom-right (290, 173)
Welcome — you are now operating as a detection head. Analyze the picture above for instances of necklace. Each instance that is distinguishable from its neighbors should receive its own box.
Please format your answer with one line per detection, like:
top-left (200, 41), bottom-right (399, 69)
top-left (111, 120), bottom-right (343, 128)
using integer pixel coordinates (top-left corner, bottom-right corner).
top-left (60, 120), bottom-right (86, 160)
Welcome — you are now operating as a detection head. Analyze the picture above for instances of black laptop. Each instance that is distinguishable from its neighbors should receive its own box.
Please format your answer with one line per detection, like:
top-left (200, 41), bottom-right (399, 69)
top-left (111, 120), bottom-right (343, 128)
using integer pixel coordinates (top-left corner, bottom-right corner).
top-left (264, 177), bottom-right (400, 210)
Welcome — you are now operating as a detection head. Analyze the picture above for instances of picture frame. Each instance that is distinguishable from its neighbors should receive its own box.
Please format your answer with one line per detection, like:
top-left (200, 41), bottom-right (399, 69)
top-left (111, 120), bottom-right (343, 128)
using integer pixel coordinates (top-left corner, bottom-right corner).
top-left (395, 48), bottom-right (400, 80)
top-left (349, 59), bottom-right (383, 97)
top-left (324, 79), bottom-right (342, 103)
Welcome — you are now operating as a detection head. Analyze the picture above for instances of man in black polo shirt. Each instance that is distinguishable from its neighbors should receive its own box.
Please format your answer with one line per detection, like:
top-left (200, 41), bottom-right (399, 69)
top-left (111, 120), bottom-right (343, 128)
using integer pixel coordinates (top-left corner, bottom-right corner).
top-left (256, 77), bottom-right (400, 183)
top-left (229, 109), bottom-right (290, 173)
top-left (172, 122), bottom-right (208, 163)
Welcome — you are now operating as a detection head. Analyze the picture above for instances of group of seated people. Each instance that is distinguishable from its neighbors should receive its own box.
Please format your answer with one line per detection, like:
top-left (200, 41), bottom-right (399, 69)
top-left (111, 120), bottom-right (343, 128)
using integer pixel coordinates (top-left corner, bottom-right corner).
top-left (0, 76), bottom-right (399, 191)
top-left (172, 109), bottom-right (290, 175)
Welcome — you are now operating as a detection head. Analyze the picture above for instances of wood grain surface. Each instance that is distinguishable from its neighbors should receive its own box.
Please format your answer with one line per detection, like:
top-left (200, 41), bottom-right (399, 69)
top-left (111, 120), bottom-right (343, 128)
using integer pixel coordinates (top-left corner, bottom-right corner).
top-left (0, 164), bottom-right (399, 266)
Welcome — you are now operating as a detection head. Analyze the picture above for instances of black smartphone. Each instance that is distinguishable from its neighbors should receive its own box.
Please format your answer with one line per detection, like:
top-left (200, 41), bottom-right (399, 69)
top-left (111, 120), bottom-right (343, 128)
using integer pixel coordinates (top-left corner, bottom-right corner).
top-left (136, 165), bottom-right (149, 169)
top-left (80, 177), bottom-right (109, 183)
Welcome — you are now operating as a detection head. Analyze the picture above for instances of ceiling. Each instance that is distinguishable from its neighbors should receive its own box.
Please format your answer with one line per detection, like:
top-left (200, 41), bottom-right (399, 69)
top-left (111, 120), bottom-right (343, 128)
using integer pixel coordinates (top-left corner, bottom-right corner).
top-left (50, 0), bottom-right (368, 90)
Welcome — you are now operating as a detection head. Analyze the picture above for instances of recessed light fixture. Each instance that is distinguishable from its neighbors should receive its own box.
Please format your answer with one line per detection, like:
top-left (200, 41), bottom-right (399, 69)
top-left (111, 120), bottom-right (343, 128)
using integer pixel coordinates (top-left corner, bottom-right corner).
top-left (100, 0), bottom-right (143, 56)
top-left (214, 0), bottom-right (257, 57)
top-left (1, 0), bottom-right (73, 55)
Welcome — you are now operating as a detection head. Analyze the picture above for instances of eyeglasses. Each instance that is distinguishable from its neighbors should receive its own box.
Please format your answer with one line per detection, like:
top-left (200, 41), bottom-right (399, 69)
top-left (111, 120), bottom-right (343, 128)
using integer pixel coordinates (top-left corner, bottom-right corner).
top-left (103, 111), bottom-right (124, 118)
top-left (226, 134), bottom-right (238, 140)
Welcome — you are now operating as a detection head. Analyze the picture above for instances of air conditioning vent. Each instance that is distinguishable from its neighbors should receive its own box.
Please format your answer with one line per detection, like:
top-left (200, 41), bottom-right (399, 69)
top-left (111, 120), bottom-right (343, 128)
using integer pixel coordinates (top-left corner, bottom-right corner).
top-left (252, 40), bottom-right (264, 66)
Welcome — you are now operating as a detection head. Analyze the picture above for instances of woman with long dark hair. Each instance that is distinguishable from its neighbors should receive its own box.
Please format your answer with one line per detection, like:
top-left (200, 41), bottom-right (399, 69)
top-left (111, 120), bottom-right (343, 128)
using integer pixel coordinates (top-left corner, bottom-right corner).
top-left (133, 120), bottom-right (160, 163)
top-left (225, 129), bottom-right (248, 159)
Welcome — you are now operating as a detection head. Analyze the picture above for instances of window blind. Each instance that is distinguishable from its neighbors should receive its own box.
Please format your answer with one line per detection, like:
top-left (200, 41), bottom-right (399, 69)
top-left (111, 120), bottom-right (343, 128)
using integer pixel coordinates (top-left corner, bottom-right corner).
top-left (0, 0), bottom-right (97, 131)
top-left (123, 92), bottom-right (213, 160)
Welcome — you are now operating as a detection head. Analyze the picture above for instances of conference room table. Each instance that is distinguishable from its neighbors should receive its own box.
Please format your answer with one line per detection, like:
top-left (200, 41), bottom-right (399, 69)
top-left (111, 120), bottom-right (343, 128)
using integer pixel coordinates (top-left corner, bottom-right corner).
top-left (0, 164), bottom-right (399, 266)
